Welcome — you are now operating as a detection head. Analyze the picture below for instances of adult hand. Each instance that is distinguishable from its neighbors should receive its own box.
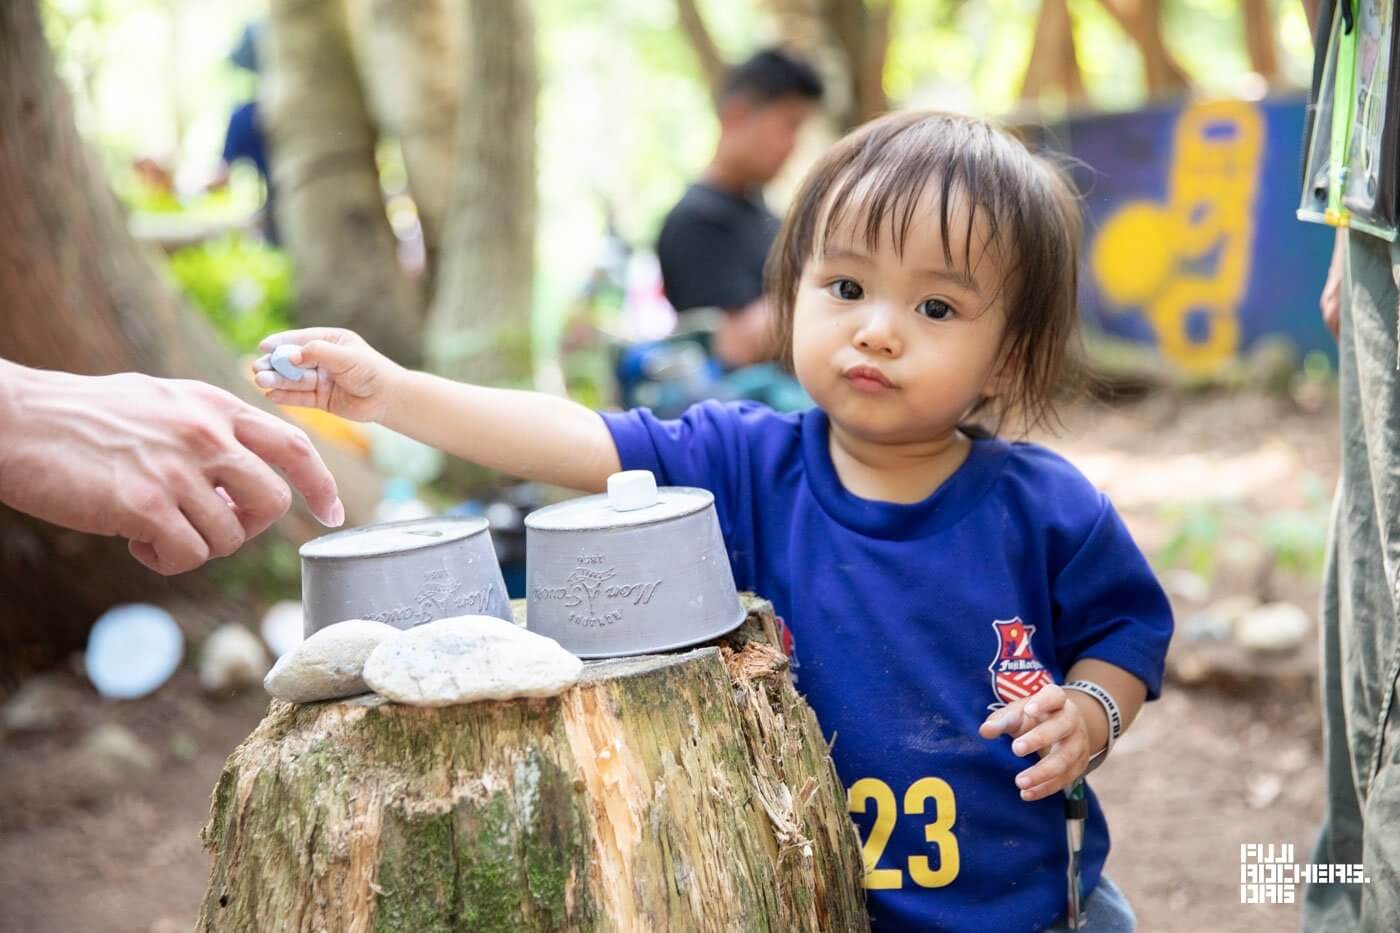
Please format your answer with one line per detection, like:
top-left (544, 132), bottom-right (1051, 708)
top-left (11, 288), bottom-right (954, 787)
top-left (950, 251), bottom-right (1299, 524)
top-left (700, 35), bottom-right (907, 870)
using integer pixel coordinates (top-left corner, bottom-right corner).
top-left (0, 362), bottom-right (343, 575)
top-left (1321, 229), bottom-right (1344, 340)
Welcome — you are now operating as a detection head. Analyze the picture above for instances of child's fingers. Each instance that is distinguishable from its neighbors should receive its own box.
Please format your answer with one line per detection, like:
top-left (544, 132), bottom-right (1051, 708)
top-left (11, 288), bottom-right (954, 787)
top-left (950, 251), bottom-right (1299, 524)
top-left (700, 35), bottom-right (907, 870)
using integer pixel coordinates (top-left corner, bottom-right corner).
top-left (1022, 682), bottom-right (1066, 720)
top-left (259, 327), bottom-right (354, 352)
top-left (979, 703), bottom-right (1025, 739)
top-left (254, 368), bottom-right (323, 391)
top-left (1015, 747), bottom-right (1080, 799)
top-left (1019, 775), bottom-right (1074, 802)
top-left (1010, 713), bottom-right (1077, 758)
top-left (298, 338), bottom-right (364, 375)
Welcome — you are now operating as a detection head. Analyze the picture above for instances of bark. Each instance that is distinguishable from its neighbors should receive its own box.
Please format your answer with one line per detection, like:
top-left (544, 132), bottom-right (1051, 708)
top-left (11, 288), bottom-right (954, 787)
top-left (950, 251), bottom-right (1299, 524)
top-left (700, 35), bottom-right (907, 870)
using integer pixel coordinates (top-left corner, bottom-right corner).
top-left (198, 597), bottom-right (869, 932)
top-left (1095, 0), bottom-right (1192, 97)
top-left (424, 0), bottom-right (537, 387)
top-left (350, 0), bottom-right (464, 267)
top-left (825, 0), bottom-right (890, 125)
top-left (675, 0), bottom-right (727, 100)
top-left (763, 0), bottom-right (891, 131)
top-left (1242, 0), bottom-right (1280, 84)
top-left (263, 0), bottom-right (423, 366)
top-left (0, 0), bottom-right (379, 685)
top-left (1020, 0), bottom-right (1087, 106)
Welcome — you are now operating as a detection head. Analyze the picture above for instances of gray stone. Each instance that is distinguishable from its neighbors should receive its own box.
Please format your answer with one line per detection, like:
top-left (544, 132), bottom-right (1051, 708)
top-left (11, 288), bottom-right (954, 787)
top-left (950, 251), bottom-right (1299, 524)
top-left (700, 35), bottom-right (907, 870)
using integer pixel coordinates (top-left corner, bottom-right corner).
top-left (1160, 569), bottom-right (1209, 604)
top-left (363, 615), bottom-right (582, 707)
top-left (2, 673), bottom-right (74, 733)
top-left (76, 723), bottom-right (156, 784)
top-left (1234, 603), bottom-right (1310, 654)
top-left (199, 623), bottom-right (271, 695)
top-left (264, 619), bottom-right (401, 703)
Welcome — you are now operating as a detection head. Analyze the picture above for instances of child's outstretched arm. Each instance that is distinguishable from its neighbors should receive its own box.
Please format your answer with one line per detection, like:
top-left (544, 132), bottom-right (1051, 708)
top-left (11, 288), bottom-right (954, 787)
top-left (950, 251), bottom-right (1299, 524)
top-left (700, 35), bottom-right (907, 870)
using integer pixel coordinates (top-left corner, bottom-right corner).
top-left (254, 327), bottom-right (621, 492)
top-left (978, 659), bottom-right (1147, 801)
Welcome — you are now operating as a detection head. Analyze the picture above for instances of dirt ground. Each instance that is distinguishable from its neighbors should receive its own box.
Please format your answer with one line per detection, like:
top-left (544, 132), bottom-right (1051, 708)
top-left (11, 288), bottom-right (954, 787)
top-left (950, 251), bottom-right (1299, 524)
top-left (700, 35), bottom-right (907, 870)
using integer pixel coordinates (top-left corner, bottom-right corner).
top-left (0, 389), bottom-right (1338, 933)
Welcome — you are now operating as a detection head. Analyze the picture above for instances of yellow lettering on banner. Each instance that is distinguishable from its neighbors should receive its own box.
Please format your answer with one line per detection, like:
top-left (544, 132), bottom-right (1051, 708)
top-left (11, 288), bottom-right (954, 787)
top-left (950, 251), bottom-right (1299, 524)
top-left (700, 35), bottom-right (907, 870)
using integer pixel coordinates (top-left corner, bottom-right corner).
top-left (1091, 100), bottom-right (1264, 375)
top-left (847, 776), bottom-right (962, 890)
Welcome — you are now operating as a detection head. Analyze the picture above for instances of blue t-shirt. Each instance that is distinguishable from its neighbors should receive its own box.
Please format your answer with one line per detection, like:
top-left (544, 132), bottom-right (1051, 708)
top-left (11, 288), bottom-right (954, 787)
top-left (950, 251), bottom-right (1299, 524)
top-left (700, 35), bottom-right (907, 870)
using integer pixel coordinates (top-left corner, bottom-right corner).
top-left (602, 400), bottom-right (1173, 932)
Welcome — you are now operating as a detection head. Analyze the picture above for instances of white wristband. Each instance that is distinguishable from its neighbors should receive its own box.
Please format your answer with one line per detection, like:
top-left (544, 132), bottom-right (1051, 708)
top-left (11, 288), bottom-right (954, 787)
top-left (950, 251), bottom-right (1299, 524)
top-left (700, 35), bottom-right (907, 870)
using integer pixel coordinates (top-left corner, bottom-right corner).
top-left (1063, 680), bottom-right (1121, 774)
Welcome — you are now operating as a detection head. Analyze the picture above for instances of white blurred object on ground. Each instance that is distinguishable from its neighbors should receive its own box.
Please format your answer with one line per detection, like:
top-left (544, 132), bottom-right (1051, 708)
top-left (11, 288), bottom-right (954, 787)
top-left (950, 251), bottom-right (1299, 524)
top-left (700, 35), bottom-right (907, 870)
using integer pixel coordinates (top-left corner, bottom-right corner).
top-left (1234, 603), bottom-right (1309, 653)
top-left (85, 604), bottom-right (184, 700)
top-left (199, 624), bottom-right (271, 695)
top-left (259, 601), bottom-right (304, 659)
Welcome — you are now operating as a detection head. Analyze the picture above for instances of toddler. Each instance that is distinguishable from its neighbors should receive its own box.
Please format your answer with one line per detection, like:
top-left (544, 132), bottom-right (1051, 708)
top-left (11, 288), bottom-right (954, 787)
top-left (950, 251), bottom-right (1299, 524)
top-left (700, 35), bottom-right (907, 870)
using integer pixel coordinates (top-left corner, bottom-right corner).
top-left (255, 110), bottom-right (1172, 932)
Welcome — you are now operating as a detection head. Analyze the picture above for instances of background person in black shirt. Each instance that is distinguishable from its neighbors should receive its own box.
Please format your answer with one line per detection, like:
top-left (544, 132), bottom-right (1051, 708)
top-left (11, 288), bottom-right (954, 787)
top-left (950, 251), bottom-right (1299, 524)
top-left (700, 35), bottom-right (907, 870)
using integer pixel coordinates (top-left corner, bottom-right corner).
top-left (656, 48), bottom-right (823, 368)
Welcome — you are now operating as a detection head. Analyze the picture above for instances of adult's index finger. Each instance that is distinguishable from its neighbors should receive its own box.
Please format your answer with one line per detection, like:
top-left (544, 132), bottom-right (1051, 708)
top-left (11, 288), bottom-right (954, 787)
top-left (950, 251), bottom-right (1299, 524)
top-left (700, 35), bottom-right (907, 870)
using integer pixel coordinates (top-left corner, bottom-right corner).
top-left (234, 407), bottom-right (344, 527)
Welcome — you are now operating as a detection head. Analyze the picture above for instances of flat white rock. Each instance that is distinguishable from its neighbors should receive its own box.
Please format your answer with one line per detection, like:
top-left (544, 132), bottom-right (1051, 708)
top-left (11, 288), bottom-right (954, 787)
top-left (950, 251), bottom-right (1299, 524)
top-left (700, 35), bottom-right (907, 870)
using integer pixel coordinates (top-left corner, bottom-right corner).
top-left (264, 619), bottom-right (401, 703)
top-left (363, 615), bottom-right (582, 707)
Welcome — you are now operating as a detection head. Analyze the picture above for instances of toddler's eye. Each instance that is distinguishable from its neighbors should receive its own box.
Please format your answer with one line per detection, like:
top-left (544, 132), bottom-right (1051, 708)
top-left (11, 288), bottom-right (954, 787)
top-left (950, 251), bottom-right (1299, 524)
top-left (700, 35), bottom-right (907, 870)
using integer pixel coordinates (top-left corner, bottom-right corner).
top-left (918, 298), bottom-right (954, 320)
top-left (827, 278), bottom-right (863, 301)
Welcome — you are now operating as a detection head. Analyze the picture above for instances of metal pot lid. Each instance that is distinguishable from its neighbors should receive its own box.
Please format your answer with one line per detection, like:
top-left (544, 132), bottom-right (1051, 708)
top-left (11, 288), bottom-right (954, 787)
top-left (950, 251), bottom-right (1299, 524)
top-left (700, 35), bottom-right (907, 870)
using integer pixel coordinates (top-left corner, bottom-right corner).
top-left (525, 471), bottom-right (713, 531)
top-left (300, 516), bottom-right (490, 560)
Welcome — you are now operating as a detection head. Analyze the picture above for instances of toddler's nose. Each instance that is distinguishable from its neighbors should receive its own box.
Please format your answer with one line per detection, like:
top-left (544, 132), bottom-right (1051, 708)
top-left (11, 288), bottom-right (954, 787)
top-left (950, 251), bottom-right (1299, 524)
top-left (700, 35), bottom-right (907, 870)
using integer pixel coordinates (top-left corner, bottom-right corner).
top-left (854, 308), bottom-right (901, 357)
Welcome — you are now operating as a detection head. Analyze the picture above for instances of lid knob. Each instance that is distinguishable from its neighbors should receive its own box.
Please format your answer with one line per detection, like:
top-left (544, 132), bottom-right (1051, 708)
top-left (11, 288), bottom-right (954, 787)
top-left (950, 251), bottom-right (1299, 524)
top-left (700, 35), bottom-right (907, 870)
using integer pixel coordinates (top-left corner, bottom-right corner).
top-left (607, 470), bottom-right (658, 512)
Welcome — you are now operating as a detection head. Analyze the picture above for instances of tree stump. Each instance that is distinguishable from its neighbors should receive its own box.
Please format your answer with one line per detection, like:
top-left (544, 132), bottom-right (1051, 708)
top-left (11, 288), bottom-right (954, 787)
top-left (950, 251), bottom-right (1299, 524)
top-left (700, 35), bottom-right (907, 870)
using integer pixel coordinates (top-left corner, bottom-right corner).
top-left (198, 596), bottom-right (868, 932)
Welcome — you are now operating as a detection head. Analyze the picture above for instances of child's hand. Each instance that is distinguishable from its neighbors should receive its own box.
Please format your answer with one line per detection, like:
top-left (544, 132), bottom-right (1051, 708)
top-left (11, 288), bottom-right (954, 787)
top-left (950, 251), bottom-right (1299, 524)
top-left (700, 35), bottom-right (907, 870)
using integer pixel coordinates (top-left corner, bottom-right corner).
top-left (253, 328), bottom-right (401, 424)
top-left (978, 683), bottom-right (1091, 802)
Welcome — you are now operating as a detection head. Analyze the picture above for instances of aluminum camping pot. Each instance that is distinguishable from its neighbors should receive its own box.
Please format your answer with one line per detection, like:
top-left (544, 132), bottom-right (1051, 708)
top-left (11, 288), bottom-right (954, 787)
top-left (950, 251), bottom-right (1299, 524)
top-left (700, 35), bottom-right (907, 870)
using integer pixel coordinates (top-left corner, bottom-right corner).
top-left (300, 516), bottom-right (513, 637)
top-left (524, 471), bottom-right (744, 658)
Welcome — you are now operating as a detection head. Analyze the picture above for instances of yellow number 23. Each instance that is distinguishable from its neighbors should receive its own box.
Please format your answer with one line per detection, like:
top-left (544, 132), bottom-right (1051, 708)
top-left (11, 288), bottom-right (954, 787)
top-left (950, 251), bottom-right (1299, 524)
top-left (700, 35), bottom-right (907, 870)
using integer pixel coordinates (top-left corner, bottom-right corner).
top-left (848, 776), bottom-right (960, 890)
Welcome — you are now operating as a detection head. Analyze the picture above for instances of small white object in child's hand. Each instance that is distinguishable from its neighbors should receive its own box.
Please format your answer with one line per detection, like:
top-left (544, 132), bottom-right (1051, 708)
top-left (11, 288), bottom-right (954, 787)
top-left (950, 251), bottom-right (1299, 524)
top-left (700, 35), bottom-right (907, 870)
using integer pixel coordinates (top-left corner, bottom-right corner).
top-left (270, 344), bottom-right (307, 381)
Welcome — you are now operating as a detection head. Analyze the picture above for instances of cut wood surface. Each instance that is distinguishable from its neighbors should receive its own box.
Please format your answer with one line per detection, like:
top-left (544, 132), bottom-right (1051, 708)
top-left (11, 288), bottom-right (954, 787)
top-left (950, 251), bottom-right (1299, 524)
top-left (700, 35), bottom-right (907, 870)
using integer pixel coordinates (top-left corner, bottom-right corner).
top-left (198, 596), bottom-right (869, 932)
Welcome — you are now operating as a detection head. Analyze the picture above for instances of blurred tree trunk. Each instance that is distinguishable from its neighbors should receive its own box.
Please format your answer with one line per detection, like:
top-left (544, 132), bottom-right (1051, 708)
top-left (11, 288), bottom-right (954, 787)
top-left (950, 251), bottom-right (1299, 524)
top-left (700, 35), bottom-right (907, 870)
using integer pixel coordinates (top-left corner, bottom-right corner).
top-left (350, 0), bottom-right (464, 274)
top-left (764, 0), bottom-right (889, 131)
top-left (1095, 0), bottom-right (1192, 97)
top-left (675, 0), bottom-right (727, 100)
top-left (1020, 0), bottom-right (1087, 106)
top-left (0, 0), bottom-right (378, 686)
top-left (1242, 0), bottom-right (1280, 84)
top-left (263, 0), bottom-right (423, 366)
top-left (424, 0), bottom-right (537, 387)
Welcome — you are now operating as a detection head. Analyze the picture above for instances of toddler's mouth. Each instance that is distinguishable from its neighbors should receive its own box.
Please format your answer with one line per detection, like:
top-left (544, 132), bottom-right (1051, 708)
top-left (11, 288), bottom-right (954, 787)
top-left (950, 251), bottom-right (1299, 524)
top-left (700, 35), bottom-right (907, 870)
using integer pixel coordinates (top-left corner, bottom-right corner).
top-left (842, 364), bottom-right (895, 393)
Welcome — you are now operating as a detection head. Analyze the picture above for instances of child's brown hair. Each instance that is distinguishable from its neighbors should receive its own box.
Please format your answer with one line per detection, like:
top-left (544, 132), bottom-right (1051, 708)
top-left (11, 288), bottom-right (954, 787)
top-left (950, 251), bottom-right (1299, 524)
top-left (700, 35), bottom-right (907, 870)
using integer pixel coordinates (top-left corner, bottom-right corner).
top-left (767, 110), bottom-right (1083, 434)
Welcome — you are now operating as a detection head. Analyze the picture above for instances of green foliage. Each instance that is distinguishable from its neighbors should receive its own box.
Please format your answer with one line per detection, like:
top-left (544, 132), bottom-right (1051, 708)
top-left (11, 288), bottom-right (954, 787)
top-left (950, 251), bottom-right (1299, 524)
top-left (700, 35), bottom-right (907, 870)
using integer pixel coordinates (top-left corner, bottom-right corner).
top-left (1157, 500), bottom-right (1234, 580)
top-left (1257, 473), bottom-right (1331, 576)
top-left (205, 535), bottom-right (301, 604)
top-left (167, 234), bottom-right (294, 353)
top-left (1156, 474), bottom-right (1331, 583)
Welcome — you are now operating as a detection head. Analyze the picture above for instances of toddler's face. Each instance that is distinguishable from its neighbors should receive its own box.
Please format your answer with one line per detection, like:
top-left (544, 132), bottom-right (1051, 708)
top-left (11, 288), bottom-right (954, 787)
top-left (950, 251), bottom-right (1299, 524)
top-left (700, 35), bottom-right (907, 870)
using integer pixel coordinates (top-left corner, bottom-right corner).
top-left (790, 189), bottom-right (1009, 445)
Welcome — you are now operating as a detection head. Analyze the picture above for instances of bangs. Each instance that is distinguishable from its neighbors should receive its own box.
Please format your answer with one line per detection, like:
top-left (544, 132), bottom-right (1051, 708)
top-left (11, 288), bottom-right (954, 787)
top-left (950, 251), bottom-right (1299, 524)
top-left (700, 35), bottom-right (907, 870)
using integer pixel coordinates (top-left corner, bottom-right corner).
top-left (812, 121), bottom-right (1004, 296)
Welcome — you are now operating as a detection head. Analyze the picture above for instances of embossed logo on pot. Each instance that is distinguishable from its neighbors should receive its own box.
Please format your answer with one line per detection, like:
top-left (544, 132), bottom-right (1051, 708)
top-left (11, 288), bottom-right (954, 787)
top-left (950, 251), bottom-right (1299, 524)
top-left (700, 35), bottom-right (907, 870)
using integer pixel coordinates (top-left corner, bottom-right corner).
top-left (531, 554), bottom-right (663, 628)
top-left (369, 567), bottom-right (498, 628)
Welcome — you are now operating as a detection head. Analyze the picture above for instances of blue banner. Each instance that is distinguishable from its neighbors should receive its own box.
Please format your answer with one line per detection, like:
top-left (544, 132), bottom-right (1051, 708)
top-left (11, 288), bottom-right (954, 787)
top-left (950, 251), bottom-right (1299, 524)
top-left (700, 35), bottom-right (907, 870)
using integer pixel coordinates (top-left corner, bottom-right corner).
top-left (1033, 96), bottom-right (1336, 374)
